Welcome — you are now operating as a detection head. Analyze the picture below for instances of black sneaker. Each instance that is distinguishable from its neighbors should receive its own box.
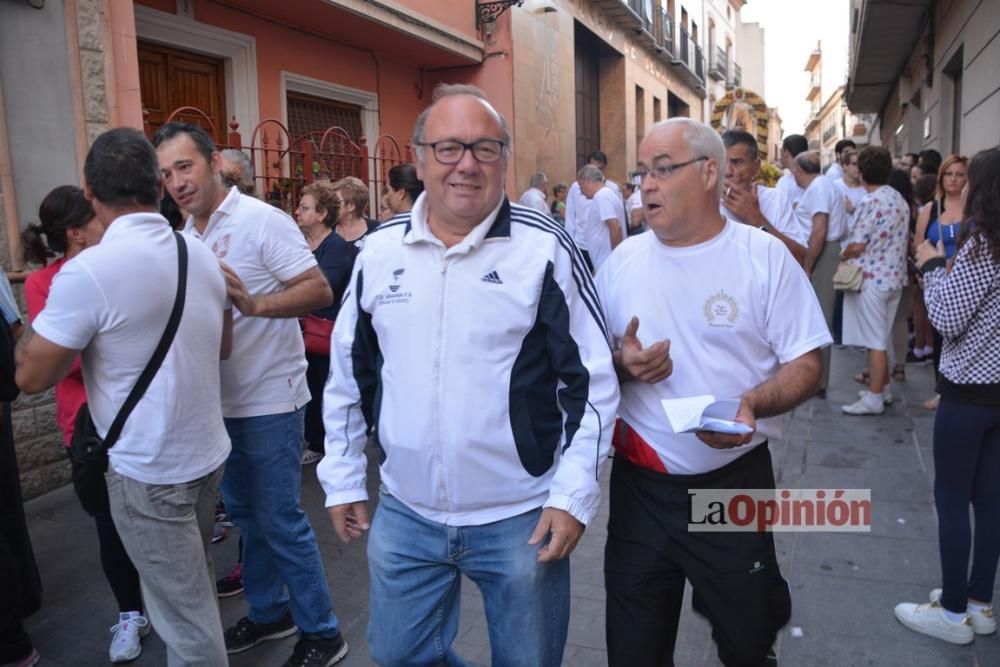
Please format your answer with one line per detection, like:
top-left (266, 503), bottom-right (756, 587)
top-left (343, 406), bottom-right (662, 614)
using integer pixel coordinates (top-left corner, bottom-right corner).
top-left (282, 633), bottom-right (348, 667)
top-left (216, 563), bottom-right (243, 598)
top-left (224, 610), bottom-right (297, 654)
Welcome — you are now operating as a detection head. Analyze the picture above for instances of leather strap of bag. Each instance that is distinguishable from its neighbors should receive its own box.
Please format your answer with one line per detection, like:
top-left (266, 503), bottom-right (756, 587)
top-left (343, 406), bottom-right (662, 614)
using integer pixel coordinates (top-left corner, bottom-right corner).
top-left (104, 231), bottom-right (189, 449)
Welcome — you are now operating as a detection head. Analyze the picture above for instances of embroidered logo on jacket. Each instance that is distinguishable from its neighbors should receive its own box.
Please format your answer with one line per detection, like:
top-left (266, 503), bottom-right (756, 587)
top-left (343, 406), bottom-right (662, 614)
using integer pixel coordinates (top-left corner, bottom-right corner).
top-left (376, 268), bottom-right (412, 305)
top-left (481, 270), bottom-right (503, 285)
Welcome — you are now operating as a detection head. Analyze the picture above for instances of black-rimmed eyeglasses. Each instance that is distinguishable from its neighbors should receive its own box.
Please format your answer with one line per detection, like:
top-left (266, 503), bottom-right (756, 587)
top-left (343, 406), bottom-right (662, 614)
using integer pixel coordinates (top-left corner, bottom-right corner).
top-left (630, 156), bottom-right (709, 182)
top-left (417, 139), bottom-right (507, 164)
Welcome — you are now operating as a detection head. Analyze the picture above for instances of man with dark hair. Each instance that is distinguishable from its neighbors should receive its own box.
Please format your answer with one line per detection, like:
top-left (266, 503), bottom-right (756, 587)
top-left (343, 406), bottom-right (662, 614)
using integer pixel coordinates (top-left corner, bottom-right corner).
top-left (720, 130), bottom-right (805, 265)
top-left (919, 149), bottom-right (943, 171)
top-left (16, 127), bottom-right (233, 665)
top-left (826, 138), bottom-right (856, 182)
top-left (319, 83), bottom-right (618, 666)
top-left (776, 133), bottom-right (809, 207)
top-left (154, 123), bottom-right (347, 665)
top-left (900, 152), bottom-right (920, 171)
top-left (791, 150), bottom-right (848, 398)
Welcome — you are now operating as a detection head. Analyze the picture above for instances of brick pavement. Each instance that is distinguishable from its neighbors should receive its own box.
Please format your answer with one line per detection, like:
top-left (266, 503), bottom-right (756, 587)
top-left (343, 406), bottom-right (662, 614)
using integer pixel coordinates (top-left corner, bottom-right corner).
top-left (19, 348), bottom-right (1000, 666)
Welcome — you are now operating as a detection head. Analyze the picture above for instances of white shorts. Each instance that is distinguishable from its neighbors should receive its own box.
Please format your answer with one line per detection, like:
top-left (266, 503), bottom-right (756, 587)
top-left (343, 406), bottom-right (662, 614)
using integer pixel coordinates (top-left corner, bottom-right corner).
top-left (843, 285), bottom-right (902, 351)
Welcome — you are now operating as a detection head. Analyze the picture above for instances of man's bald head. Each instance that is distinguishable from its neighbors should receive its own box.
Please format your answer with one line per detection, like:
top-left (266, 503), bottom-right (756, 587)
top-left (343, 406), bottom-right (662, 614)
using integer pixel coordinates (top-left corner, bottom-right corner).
top-left (412, 84), bottom-right (511, 164)
top-left (795, 150), bottom-right (822, 175)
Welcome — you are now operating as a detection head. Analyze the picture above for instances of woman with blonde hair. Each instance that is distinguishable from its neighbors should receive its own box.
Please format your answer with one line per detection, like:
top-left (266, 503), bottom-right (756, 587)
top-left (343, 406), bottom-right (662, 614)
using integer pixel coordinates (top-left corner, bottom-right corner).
top-left (914, 154), bottom-right (969, 410)
top-left (332, 176), bottom-right (378, 247)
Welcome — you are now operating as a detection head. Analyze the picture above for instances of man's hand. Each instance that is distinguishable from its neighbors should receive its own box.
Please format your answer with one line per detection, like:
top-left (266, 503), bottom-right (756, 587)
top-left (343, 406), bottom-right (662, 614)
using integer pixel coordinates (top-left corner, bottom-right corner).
top-left (844, 195), bottom-right (855, 215)
top-left (220, 262), bottom-right (257, 316)
top-left (528, 508), bottom-right (584, 562)
top-left (616, 316), bottom-right (672, 384)
top-left (696, 398), bottom-right (756, 449)
top-left (723, 181), bottom-right (765, 227)
top-left (327, 501), bottom-right (370, 543)
top-left (914, 238), bottom-right (945, 269)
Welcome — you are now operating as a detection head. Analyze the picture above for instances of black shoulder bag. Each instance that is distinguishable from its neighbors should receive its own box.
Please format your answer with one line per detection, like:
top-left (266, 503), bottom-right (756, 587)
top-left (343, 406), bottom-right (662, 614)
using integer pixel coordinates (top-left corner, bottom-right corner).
top-left (69, 232), bottom-right (188, 515)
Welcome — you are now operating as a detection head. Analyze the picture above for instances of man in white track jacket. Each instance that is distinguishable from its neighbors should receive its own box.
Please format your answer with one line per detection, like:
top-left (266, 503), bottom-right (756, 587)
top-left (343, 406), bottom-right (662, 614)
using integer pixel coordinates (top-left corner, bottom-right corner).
top-left (317, 84), bottom-right (619, 667)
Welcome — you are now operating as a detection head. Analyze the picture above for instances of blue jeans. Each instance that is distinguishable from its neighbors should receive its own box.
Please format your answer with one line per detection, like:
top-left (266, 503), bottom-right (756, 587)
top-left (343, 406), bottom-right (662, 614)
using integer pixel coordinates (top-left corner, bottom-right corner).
top-left (222, 408), bottom-right (339, 637)
top-left (367, 491), bottom-right (570, 667)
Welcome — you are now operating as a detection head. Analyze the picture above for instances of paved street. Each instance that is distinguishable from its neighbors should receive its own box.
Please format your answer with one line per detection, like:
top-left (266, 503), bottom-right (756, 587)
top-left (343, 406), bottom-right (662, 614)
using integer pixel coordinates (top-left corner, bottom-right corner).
top-left (20, 347), bottom-right (1000, 666)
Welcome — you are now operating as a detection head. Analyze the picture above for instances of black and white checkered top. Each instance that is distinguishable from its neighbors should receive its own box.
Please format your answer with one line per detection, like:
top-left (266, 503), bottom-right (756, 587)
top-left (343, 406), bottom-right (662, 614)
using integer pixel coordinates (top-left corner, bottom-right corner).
top-left (923, 233), bottom-right (1000, 396)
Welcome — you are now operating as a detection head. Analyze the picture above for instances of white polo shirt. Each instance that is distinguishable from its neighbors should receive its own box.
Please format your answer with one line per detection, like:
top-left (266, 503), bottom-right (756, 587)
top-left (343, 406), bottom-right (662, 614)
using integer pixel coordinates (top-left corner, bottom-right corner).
top-left (595, 219), bottom-right (831, 475)
top-left (791, 174), bottom-right (848, 246)
top-left (184, 187), bottom-right (317, 418)
top-left (776, 171), bottom-right (803, 209)
top-left (33, 213), bottom-right (231, 485)
top-left (584, 186), bottom-right (627, 271)
top-left (720, 184), bottom-right (798, 239)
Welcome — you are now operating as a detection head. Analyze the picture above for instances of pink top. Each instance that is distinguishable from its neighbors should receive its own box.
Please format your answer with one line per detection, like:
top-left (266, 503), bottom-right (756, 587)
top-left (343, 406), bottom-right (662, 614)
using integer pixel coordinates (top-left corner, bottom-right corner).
top-left (24, 257), bottom-right (87, 446)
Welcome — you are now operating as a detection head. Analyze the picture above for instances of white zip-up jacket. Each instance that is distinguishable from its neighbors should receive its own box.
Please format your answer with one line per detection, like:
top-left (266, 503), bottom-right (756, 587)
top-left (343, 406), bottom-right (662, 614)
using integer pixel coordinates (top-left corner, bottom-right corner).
top-left (317, 194), bottom-right (620, 526)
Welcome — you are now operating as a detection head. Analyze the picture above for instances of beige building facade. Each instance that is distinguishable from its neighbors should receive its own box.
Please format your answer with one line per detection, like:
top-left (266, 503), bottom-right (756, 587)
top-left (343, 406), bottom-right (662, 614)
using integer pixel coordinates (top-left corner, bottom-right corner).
top-left (847, 0), bottom-right (1000, 158)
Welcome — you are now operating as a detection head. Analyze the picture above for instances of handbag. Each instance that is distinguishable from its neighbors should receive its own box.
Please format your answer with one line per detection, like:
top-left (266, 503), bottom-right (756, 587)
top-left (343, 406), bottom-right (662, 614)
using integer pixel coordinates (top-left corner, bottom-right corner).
top-left (302, 314), bottom-right (334, 356)
top-left (833, 261), bottom-right (863, 292)
top-left (68, 232), bottom-right (188, 515)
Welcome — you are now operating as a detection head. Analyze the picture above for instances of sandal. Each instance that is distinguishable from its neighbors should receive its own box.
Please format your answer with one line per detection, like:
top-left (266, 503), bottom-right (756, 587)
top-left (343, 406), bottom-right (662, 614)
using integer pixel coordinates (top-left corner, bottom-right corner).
top-left (854, 370), bottom-right (870, 384)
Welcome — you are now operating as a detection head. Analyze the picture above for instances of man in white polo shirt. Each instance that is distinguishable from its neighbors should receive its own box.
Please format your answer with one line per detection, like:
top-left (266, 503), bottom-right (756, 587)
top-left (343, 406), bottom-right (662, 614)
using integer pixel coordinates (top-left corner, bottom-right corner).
top-left (16, 127), bottom-right (232, 665)
top-left (792, 150), bottom-right (847, 398)
top-left (154, 123), bottom-right (346, 666)
top-left (720, 130), bottom-right (805, 266)
top-left (565, 150), bottom-right (623, 270)
top-left (577, 164), bottom-right (626, 271)
top-left (597, 118), bottom-right (829, 666)
top-left (518, 171), bottom-right (550, 216)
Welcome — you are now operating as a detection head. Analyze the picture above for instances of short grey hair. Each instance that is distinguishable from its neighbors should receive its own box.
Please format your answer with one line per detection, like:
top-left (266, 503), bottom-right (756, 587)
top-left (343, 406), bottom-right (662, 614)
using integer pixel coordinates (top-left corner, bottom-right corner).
top-left (577, 164), bottom-right (604, 182)
top-left (646, 118), bottom-right (727, 197)
top-left (795, 150), bottom-right (821, 175)
top-left (412, 84), bottom-right (512, 163)
top-left (529, 171), bottom-right (547, 188)
top-left (219, 149), bottom-right (254, 194)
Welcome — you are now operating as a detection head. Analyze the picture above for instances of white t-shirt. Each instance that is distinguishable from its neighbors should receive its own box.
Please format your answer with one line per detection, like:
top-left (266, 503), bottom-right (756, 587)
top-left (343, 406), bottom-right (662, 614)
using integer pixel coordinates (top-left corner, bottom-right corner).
top-left (33, 213), bottom-right (231, 484)
top-left (595, 220), bottom-right (831, 474)
top-left (564, 181), bottom-right (591, 250)
top-left (826, 162), bottom-right (844, 183)
top-left (584, 186), bottom-right (627, 271)
top-left (835, 178), bottom-right (868, 229)
top-left (720, 185), bottom-right (798, 239)
top-left (776, 171), bottom-right (803, 209)
top-left (566, 178), bottom-right (622, 250)
top-left (184, 187), bottom-right (317, 418)
top-left (626, 190), bottom-right (643, 212)
top-left (518, 187), bottom-right (549, 216)
top-left (792, 175), bottom-right (848, 245)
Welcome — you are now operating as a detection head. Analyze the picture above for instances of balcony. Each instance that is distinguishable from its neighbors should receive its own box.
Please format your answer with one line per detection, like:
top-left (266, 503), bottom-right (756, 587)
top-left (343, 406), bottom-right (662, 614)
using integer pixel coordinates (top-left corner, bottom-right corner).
top-left (629, 0), bottom-right (657, 50)
top-left (709, 46), bottom-right (728, 81)
top-left (728, 62), bottom-right (742, 90)
top-left (590, 0), bottom-right (644, 32)
top-left (806, 72), bottom-right (821, 101)
top-left (671, 25), bottom-right (706, 95)
top-left (654, 8), bottom-right (674, 58)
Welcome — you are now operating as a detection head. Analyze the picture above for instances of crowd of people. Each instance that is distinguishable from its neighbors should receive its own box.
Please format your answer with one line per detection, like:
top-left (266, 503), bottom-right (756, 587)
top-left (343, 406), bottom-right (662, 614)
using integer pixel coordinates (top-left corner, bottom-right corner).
top-left (0, 81), bottom-right (997, 667)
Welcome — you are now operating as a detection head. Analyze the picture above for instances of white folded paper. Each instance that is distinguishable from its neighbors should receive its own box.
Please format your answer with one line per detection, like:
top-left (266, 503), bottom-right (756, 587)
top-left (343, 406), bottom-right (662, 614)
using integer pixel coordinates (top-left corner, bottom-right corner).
top-left (660, 395), bottom-right (754, 435)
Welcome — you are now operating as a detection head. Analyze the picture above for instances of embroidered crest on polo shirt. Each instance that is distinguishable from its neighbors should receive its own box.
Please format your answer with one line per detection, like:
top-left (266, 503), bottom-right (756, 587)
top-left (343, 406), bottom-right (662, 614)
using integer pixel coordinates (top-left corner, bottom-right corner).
top-left (212, 233), bottom-right (231, 259)
top-left (376, 268), bottom-right (412, 305)
top-left (703, 290), bottom-right (740, 328)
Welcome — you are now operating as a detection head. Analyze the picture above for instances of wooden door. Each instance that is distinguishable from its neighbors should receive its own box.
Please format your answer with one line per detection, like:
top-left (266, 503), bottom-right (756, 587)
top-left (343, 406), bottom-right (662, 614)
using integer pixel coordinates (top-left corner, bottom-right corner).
top-left (138, 41), bottom-right (227, 144)
top-left (574, 27), bottom-right (601, 170)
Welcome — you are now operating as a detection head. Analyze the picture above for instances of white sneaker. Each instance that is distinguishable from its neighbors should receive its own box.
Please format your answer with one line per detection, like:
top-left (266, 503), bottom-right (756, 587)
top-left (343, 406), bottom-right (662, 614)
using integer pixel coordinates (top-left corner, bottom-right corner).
top-left (894, 601), bottom-right (974, 645)
top-left (857, 389), bottom-right (894, 405)
top-left (929, 589), bottom-right (997, 635)
top-left (842, 395), bottom-right (884, 415)
top-left (109, 611), bottom-right (151, 663)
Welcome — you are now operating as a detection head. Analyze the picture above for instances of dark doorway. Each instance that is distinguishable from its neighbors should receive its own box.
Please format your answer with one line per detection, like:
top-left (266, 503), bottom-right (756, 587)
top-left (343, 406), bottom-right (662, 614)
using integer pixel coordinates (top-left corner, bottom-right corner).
top-left (575, 22), bottom-right (602, 170)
